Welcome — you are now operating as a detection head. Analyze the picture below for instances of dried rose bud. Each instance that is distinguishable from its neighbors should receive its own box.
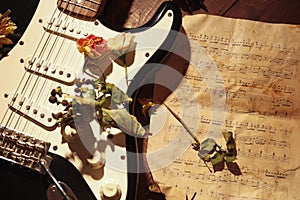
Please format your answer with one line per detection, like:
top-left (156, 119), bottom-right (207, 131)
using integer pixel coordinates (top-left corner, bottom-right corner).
top-left (74, 88), bottom-right (80, 93)
top-left (75, 80), bottom-right (83, 87)
top-left (49, 96), bottom-right (57, 104)
top-left (51, 89), bottom-right (56, 96)
top-left (55, 86), bottom-right (63, 97)
top-left (85, 79), bottom-right (92, 85)
top-left (64, 102), bottom-right (73, 111)
top-left (52, 112), bottom-right (63, 119)
top-left (61, 100), bottom-right (69, 106)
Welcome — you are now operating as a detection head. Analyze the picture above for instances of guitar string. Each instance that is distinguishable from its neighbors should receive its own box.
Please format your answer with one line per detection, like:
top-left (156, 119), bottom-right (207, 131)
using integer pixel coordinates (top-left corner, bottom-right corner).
top-left (17, 1), bottom-right (88, 142)
top-left (35, 0), bottom-right (96, 143)
top-left (17, 0), bottom-right (98, 143)
top-left (28, 0), bottom-right (102, 143)
top-left (26, 11), bottom-right (79, 140)
top-left (0, 2), bottom-right (63, 141)
top-left (4, 3), bottom-right (68, 137)
top-left (0, 0), bottom-right (89, 140)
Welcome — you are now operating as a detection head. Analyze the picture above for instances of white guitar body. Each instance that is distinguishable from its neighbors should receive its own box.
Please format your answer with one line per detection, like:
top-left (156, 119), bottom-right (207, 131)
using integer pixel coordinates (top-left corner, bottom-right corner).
top-left (0, 0), bottom-right (181, 199)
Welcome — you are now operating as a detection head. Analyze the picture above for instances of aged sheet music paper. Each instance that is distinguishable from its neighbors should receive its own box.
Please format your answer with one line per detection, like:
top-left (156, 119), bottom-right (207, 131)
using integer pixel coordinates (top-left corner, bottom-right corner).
top-left (147, 14), bottom-right (300, 200)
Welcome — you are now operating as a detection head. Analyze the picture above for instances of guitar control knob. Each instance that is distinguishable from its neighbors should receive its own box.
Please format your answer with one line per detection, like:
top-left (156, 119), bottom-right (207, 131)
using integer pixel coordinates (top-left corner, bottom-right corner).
top-left (86, 151), bottom-right (105, 169)
top-left (62, 125), bottom-right (77, 142)
top-left (100, 179), bottom-right (122, 200)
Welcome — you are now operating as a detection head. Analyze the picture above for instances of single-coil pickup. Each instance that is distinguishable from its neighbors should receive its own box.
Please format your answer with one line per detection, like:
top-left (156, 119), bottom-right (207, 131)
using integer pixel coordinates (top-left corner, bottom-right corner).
top-left (8, 93), bottom-right (57, 130)
top-left (43, 16), bottom-right (93, 41)
top-left (0, 125), bottom-right (51, 173)
top-left (24, 57), bottom-right (76, 85)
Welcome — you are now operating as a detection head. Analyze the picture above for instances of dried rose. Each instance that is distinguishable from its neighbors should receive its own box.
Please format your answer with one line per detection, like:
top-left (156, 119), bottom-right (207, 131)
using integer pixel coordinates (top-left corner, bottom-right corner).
top-left (107, 33), bottom-right (137, 85)
top-left (107, 33), bottom-right (135, 52)
top-left (107, 32), bottom-right (136, 66)
top-left (77, 34), bottom-right (112, 78)
top-left (77, 34), bottom-right (109, 58)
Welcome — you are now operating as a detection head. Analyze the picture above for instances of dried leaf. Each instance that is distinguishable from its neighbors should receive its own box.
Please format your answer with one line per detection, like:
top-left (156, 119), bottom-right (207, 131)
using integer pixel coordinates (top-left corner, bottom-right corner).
top-left (101, 108), bottom-right (145, 136)
top-left (226, 162), bottom-right (243, 176)
top-left (210, 152), bottom-right (224, 165)
top-left (0, 10), bottom-right (17, 49)
top-left (224, 154), bottom-right (236, 163)
top-left (138, 98), bottom-right (155, 116)
top-left (97, 82), bottom-right (131, 104)
top-left (212, 160), bottom-right (225, 172)
top-left (198, 138), bottom-right (217, 159)
top-left (192, 131), bottom-right (241, 175)
top-left (223, 131), bottom-right (237, 155)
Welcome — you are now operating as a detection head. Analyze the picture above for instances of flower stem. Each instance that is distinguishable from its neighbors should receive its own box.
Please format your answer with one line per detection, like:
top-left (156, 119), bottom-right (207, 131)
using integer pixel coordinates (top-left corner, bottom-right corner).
top-left (121, 54), bottom-right (129, 86)
top-left (163, 103), bottom-right (201, 145)
top-left (124, 63), bottom-right (128, 87)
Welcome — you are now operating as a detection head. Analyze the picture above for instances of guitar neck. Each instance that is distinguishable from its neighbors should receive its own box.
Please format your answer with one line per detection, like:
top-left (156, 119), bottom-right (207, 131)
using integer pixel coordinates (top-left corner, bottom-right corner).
top-left (57, 0), bottom-right (107, 20)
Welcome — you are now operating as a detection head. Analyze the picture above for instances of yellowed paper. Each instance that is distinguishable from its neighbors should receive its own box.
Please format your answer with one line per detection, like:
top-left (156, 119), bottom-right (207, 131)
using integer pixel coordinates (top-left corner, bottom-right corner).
top-left (148, 14), bottom-right (300, 200)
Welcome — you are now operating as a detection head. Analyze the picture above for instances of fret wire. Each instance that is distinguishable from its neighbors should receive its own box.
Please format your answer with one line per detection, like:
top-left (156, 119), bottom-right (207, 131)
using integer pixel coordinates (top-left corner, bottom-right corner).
top-left (61, 0), bottom-right (99, 12)
top-left (86, 0), bottom-right (101, 5)
top-left (64, 0), bottom-right (101, 5)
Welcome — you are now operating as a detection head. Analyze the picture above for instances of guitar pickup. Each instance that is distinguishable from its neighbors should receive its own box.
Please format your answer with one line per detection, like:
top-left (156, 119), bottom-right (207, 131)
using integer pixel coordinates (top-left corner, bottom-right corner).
top-left (0, 125), bottom-right (52, 173)
top-left (24, 57), bottom-right (76, 85)
top-left (8, 93), bottom-right (57, 131)
top-left (43, 16), bottom-right (90, 41)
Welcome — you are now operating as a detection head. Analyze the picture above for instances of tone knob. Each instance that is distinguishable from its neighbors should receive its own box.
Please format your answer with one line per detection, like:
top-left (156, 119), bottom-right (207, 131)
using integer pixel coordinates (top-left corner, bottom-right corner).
top-left (62, 125), bottom-right (77, 142)
top-left (100, 179), bottom-right (122, 200)
top-left (86, 151), bottom-right (105, 169)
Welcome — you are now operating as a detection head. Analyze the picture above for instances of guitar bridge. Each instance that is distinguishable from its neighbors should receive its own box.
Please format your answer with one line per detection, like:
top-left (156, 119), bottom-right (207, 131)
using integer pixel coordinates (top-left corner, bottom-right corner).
top-left (0, 125), bottom-right (52, 173)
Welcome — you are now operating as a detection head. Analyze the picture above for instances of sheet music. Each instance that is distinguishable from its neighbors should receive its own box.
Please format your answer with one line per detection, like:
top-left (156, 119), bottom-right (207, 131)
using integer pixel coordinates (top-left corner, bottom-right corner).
top-left (147, 14), bottom-right (300, 200)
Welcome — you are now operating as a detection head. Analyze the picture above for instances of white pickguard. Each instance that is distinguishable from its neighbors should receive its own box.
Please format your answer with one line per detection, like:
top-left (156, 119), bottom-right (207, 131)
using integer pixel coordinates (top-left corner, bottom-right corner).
top-left (0, 0), bottom-right (178, 199)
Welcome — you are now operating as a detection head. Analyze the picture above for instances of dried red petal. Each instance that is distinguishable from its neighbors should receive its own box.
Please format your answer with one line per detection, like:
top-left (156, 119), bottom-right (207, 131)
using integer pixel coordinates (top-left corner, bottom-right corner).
top-left (77, 34), bottom-right (108, 55)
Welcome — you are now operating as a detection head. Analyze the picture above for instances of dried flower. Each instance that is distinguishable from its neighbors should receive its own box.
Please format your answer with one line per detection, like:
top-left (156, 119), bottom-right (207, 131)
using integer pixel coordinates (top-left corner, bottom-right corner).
top-left (77, 34), bottom-right (109, 58)
top-left (138, 98), bottom-right (155, 116)
top-left (0, 10), bottom-right (17, 57)
top-left (50, 80), bottom-right (145, 136)
top-left (107, 32), bottom-right (137, 85)
top-left (107, 32), bottom-right (136, 53)
top-left (77, 33), bottom-right (137, 85)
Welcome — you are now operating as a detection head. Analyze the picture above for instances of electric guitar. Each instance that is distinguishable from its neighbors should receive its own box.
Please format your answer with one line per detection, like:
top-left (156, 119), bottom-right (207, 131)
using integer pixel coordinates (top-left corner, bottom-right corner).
top-left (0, 0), bottom-right (181, 199)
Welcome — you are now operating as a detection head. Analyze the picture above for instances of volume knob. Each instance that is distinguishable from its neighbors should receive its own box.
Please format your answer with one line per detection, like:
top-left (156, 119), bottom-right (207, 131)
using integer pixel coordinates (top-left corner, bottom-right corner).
top-left (100, 179), bottom-right (122, 200)
top-left (86, 151), bottom-right (105, 169)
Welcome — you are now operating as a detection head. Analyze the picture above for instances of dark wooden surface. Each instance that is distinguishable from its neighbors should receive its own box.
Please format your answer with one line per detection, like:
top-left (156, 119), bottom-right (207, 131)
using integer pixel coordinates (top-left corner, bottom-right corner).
top-left (101, 0), bottom-right (300, 29)
top-left (212, 0), bottom-right (300, 25)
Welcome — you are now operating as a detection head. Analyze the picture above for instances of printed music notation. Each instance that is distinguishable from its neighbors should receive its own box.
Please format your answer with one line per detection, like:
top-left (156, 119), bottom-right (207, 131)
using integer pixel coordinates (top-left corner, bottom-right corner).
top-left (188, 35), bottom-right (298, 119)
top-left (189, 33), bottom-right (297, 54)
top-left (149, 14), bottom-right (300, 200)
top-left (153, 155), bottom-right (291, 200)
